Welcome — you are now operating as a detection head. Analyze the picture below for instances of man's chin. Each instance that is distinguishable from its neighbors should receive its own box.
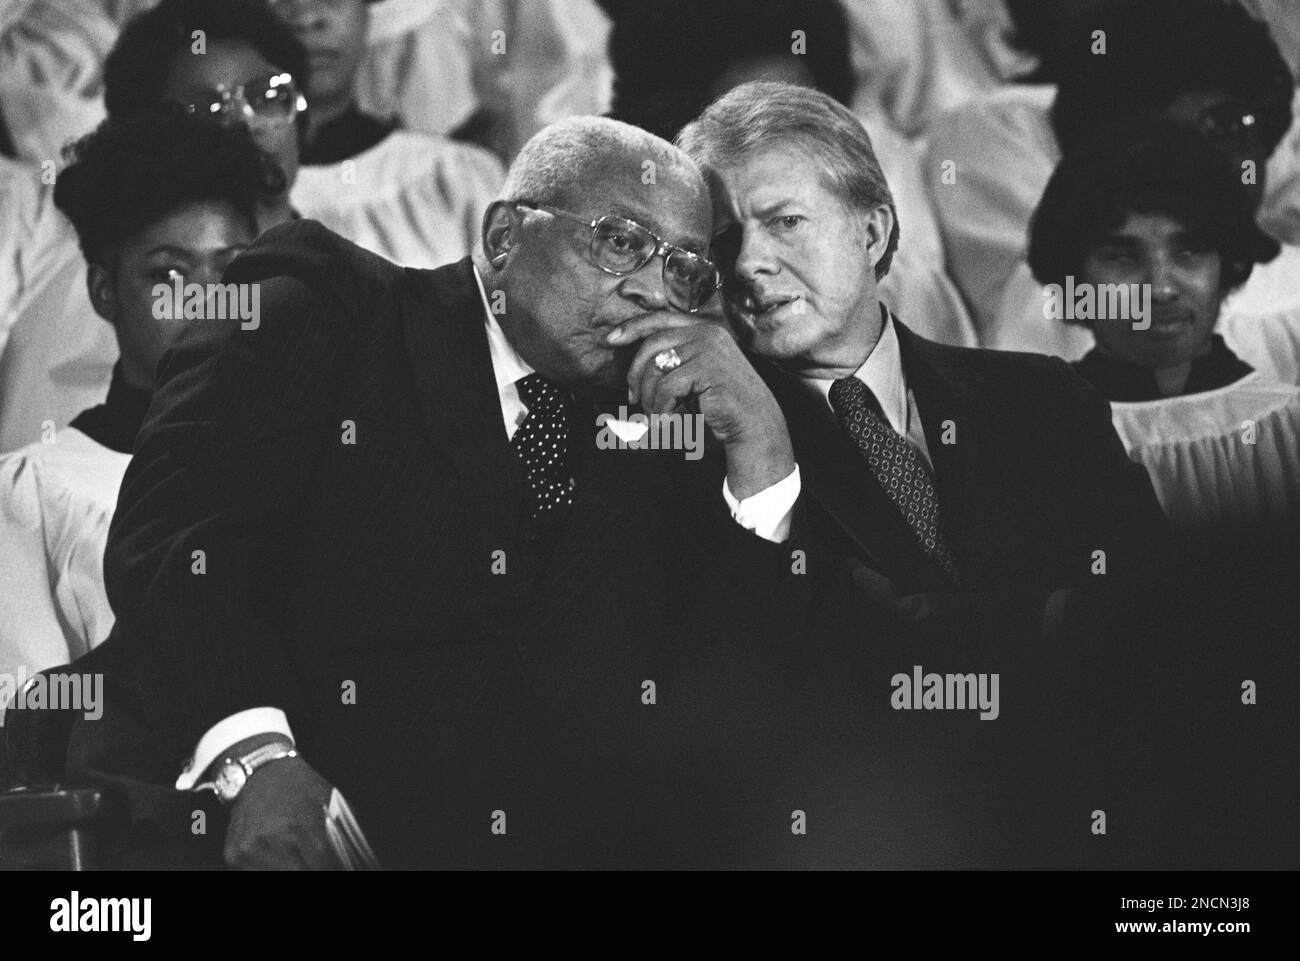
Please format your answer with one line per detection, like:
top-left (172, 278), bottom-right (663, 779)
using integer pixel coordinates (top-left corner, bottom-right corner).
top-left (744, 328), bottom-right (804, 362)
top-left (572, 358), bottom-right (630, 399)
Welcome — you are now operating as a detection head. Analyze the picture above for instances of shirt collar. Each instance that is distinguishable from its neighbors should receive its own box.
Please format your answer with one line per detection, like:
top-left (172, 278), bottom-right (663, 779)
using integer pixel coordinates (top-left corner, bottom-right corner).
top-left (807, 304), bottom-right (911, 436)
top-left (472, 263), bottom-right (534, 392)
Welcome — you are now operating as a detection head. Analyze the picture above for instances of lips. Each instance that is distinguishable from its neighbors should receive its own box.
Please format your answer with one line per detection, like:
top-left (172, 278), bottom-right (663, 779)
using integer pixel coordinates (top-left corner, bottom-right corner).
top-left (1150, 310), bottom-right (1193, 329)
top-left (737, 292), bottom-right (802, 318)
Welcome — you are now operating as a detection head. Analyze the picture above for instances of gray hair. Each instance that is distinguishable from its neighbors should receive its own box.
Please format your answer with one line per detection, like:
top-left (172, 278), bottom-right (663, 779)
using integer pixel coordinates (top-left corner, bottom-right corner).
top-left (676, 81), bottom-right (899, 279)
top-left (502, 114), bottom-right (706, 210)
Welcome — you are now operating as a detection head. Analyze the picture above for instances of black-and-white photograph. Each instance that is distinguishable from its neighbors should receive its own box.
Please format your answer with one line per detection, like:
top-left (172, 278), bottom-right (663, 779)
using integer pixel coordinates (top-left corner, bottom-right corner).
top-left (0, 0), bottom-right (1296, 932)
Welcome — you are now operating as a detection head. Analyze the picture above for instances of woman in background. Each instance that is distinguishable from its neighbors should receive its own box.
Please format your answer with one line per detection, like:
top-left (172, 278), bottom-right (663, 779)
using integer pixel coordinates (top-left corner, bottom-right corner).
top-left (1029, 121), bottom-right (1300, 541)
top-left (0, 111), bottom-right (280, 702)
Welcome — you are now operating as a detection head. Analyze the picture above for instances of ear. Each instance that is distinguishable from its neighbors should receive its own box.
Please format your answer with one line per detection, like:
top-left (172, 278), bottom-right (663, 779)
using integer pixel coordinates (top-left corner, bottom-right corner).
top-left (859, 204), bottom-right (896, 276)
top-left (481, 200), bottom-right (522, 269)
top-left (86, 263), bottom-right (118, 324)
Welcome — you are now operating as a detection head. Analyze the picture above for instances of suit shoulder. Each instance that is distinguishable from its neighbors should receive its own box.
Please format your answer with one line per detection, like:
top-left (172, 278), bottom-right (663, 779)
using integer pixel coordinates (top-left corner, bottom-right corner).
top-left (225, 218), bottom-right (405, 300)
top-left (926, 334), bottom-right (1085, 384)
top-left (905, 327), bottom-right (1104, 414)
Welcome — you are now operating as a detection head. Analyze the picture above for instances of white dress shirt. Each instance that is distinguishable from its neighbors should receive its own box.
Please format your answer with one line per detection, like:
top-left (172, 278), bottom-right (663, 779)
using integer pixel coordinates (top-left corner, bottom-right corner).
top-left (178, 266), bottom-right (800, 789)
top-left (804, 308), bottom-right (934, 470)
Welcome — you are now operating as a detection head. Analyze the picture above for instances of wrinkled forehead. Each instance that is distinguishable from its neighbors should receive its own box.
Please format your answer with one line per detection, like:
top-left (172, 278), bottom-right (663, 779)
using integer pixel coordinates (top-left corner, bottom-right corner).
top-left (706, 141), bottom-right (842, 220)
top-left (565, 155), bottom-right (713, 253)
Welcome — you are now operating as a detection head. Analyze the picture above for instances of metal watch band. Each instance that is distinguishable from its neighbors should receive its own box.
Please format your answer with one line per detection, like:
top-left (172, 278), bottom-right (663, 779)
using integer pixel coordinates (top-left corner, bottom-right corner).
top-left (236, 742), bottom-right (297, 776)
top-left (194, 740), bottom-right (297, 796)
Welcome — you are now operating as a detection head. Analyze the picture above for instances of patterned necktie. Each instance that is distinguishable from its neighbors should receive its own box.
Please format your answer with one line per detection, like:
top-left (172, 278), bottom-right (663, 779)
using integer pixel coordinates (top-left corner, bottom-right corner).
top-left (828, 376), bottom-right (959, 584)
top-left (512, 373), bottom-right (576, 520)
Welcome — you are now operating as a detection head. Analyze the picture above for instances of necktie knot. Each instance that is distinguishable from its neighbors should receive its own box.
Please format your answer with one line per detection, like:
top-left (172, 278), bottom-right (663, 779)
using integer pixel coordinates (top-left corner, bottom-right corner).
top-left (829, 376), bottom-right (876, 424)
top-left (516, 373), bottom-right (569, 415)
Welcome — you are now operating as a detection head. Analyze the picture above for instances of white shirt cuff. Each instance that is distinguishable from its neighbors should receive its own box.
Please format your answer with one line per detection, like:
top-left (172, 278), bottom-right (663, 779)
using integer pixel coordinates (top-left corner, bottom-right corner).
top-left (175, 707), bottom-right (294, 791)
top-left (722, 464), bottom-right (801, 543)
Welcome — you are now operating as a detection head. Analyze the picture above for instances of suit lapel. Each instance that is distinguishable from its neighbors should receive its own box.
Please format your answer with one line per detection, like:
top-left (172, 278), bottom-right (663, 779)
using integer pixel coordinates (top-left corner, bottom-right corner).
top-left (763, 362), bottom-right (941, 590)
top-left (893, 319), bottom-right (983, 568)
top-left (523, 396), bottom-right (655, 635)
top-left (399, 258), bottom-right (529, 612)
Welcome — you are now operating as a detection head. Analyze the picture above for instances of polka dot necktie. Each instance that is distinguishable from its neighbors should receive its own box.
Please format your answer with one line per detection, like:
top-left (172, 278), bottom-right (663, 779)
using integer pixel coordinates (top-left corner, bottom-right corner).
top-left (512, 373), bottom-right (576, 520)
top-left (829, 376), bottom-right (959, 584)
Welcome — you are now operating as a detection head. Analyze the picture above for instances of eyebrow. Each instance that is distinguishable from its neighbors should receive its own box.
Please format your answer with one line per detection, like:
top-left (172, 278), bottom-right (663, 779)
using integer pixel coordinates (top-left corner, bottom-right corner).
top-left (604, 205), bottom-right (707, 255)
top-left (143, 245), bottom-right (195, 258)
top-left (143, 243), bottom-right (247, 258)
top-left (1096, 227), bottom-right (1207, 246)
top-left (747, 199), bottom-right (800, 220)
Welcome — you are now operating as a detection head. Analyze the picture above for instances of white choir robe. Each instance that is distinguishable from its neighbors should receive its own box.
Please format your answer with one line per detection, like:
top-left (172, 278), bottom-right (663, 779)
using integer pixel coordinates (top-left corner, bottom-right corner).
top-left (0, 427), bottom-right (127, 721)
top-left (291, 130), bottom-right (505, 269)
top-left (863, 112), bottom-right (979, 348)
top-left (843, 0), bottom-right (1034, 140)
top-left (354, 0), bottom-right (614, 162)
top-left (0, 157), bottom-right (117, 454)
top-left (1109, 373), bottom-right (1300, 538)
top-left (1219, 305), bottom-right (1300, 388)
top-left (924, 85), bottom-right (1300, 359)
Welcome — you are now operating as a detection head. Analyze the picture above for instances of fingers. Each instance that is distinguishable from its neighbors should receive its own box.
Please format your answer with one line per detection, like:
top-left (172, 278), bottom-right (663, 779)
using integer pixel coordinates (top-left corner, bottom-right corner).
top-left (606, 311), bottom-right (717, 348)
top-left (627, 329), bottom-right (695, 409)
top-left (646, 365), bottom-right (698, 417)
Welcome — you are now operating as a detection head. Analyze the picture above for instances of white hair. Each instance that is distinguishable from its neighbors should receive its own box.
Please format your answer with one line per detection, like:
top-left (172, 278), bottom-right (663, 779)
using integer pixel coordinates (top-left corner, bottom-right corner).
top-left (502, 115), bottom-right (706, 208)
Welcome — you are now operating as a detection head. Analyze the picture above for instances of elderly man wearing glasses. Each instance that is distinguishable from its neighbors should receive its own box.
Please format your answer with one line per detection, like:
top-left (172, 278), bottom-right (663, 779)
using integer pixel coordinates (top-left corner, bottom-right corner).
top-left (67, 115), bottom-right (812, 870)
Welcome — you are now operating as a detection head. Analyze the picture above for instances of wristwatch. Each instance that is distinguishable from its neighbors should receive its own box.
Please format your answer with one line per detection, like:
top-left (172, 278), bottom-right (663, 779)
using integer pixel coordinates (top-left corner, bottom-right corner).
top-left (197, 741), bottom-right (298, 803)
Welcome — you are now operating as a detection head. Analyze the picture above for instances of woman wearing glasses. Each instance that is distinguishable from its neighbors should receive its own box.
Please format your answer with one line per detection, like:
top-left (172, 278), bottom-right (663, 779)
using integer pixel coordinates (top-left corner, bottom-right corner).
top-left (103, 0), bottom-right (312, 232)
top-left (0, 0), bottom-right (311, 454)
top-left (104, 0), bottom-right (504, 270)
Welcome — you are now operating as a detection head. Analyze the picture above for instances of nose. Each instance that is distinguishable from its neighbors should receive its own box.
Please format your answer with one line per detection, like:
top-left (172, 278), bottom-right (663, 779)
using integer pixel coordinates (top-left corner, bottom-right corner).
top-left (273, 0), bottom-right (325, 32)
top-left (1147, 256), bottom-right (1180, 304)
top-left (190, 263), bottom-right (226, 288)
top-left (733, 225), bottom-right (778, 283)
top-left (616, 260), bottom-right (670, 312)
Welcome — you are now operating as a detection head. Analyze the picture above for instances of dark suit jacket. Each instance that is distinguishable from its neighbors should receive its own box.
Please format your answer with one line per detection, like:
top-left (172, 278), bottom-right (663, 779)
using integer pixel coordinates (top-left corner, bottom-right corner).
top-left (757, 315), bottom-right (1174, 867)
top-left (71, 221), bottom-right (808, 869)
top-left (764, 315), bottom-right (1170, 660)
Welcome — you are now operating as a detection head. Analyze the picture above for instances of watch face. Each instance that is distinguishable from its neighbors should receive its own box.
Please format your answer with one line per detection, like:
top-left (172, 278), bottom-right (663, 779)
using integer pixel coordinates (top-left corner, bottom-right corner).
top-left (214, 761), bottom-right (247, 802)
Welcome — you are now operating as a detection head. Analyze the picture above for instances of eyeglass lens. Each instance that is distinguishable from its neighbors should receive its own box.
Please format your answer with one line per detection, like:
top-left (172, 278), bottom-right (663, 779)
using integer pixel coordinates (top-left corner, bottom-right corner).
top-left (188, 74), bottom-right (298, 123)
top-left (590, 217), bottom-right (717, 309)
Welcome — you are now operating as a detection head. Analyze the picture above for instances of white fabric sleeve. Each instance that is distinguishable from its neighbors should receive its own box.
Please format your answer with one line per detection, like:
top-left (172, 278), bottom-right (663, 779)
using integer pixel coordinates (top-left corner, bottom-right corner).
top-left (175, 708), bottom-right (295, 791)
top-left (722, 465), bottom-right (801, 543)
